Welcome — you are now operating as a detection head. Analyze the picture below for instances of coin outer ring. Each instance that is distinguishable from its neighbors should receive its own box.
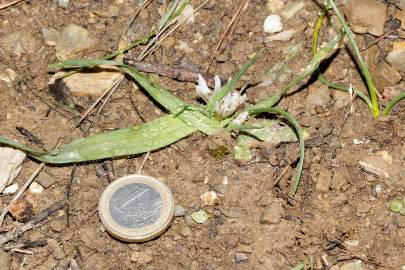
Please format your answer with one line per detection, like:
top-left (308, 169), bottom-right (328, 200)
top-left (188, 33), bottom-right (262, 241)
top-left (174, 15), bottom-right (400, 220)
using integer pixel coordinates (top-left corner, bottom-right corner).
top-left (98, 174), bottom-right (174, 242)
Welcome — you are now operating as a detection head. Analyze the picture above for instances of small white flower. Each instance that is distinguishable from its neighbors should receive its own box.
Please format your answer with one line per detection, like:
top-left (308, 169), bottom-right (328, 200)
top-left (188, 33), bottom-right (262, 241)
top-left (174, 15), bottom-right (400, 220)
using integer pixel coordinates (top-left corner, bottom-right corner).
top-left (232, 111), bottom-right (249, 126)
top-left (195, 74), bottom-right (246, 119)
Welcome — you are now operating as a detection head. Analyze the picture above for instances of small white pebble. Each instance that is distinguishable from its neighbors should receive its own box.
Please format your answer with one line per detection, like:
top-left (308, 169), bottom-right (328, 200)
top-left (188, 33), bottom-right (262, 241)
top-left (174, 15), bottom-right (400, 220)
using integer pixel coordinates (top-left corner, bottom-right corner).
top-left (200, 191), bottom-right (218, 206)
top-left (57, 0), bottom-right (69, 8)
top-left (263, 15), bottom-right (283, 33)
top-left (29, 182), bottom-right (44, 194)
top-left (223, 176), bottom-right (229, 185)
top-left (3, 183), bottom-right (19, 194)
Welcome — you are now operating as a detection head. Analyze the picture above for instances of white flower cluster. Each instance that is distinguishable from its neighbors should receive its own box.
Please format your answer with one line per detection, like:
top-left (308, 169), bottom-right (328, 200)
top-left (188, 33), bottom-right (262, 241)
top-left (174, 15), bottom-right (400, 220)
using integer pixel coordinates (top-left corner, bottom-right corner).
top-left (195, 74), bottom-right (246, 119)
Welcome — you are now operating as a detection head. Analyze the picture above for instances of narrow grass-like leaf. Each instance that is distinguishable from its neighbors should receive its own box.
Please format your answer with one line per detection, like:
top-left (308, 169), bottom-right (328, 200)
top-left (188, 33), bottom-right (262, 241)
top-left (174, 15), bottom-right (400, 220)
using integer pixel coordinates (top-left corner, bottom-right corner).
top-left (327, 0), bottom-right (379, 117)
top-left (49, 59), bottom-right (117, 69)
top-left (383, 91), bottom-right (405, 116)
top-left (291, 262), bottom-right (305, 270)
top-left (0, 115), bottom-right (196, 164)
top-left (312, 10), bottom-right (372, 109)
top-left (49, 33), bottom-right (153, 80)
top-left (248, 34), bottom-right (342, 113)
top-left (0, 137), bottom-right (46, 155)
top-left (50, 59), bottom-right (222, 134)
top-left (102, 32), bottom-right (154, 60)
top-left (248, 107), bottom-right (305, 195)
top-left (157, 0), bottom-right (181, 32)
top-left (206, 50), bottom-right (262, 114)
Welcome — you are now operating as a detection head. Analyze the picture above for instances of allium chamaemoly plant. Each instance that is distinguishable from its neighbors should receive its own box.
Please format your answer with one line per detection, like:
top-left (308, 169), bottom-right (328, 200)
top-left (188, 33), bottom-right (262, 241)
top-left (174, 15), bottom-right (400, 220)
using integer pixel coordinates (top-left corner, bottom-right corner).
top-left (0, 33), bottom-right (342, 194)
top-left (314, 0), bottom-right (404, 116)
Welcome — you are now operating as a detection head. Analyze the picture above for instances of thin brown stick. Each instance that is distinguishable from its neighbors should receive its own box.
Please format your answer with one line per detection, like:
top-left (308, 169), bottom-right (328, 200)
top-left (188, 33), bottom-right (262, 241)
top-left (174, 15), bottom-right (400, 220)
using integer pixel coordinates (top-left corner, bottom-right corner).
top-left (206, 0), bottom-right (248, 72)
top-left (362, 27), bottom-right (398, 51)
top-left (0, 0), bottom-right (23, 10)
top-left (0, 201), bottom-right (65, 246)
top-left (137, 152), bottom-right (150, 174)
top-left (123, 58), bottom-right (225, 88)
top-left (139, 0), bottom-right (211, 60)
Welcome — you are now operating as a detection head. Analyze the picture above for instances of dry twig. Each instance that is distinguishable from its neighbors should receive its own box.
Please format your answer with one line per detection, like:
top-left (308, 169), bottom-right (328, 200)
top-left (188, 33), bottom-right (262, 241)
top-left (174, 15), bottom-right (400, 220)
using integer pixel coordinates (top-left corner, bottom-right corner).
top-left (206, 0), bottom-right (249, 71)
top-left (0, 0), bottom-right (23, 10)
top-left (0, 201), bottom-right (65, 246)
top-left (123, 58), bottom-right (224, 88)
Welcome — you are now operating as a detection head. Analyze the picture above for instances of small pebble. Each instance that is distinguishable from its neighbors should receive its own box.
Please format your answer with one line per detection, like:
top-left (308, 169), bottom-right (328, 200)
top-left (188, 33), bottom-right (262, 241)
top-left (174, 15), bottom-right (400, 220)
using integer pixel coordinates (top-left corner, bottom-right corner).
top-left (174, 205), bottom-right (187, 217)
top-left (263, 15), bottom-right (283, 33)
top-left (138, 250), bottom-right (153, 264)
top-left (235, 252), bottom-right (249, 264)
top-left (180, 226), bottom-right (193, 238)
top-left (260, 201), bottom-right (283, 224)
top-left (36, 172), bottom-right (56, 189)
top-left (57, 0), bottom-right (69, 8)
top-left (3, 183), bottom-right (19, 194)
top-left (371, 184), bottom-right (382, 198)
top-left (29, 182), bottom-right (44, 194)
top-left (264, 29), bottom-right (296, 42)
top-left (130, 251), bottom-right (140, 262)
top-left (200, 191), bottom-right (219, 206)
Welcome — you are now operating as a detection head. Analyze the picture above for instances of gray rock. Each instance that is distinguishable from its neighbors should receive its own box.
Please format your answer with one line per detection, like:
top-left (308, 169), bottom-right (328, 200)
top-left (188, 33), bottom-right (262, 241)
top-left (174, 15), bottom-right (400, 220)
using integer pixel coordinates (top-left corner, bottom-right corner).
top-left (50, 218), bottom-right (64, 233)
top-left (0, 250), bottom-right (11, 270)
top-left (180, 226), bottom-right (193, 238)
top-left (260, 201), bottom-right (283, 225)
top-left (387, 48), bottom-right (405, 74)
top-left (0, 147), bottom-right (25, 193)
top-left (174, 205), bottom-right (187, 217)
top-left (235, 252), bottom-right (249, 264)
top-left (43, 24), bottom-right (96, 59)
top-left (2, 29), bottom-right (38, 57)
top-left (36, 172), bottom-right (56, 188)
top-left (371, 184), bottom-right (383, 198)
top-left (344, 0), bottom-right (386, 36)
top-left (138, 249), bottom-right (153, 264)
top-left (213, 183), bottom-right (228, 194)
top-left (306, 85), bottom-right (330, 107)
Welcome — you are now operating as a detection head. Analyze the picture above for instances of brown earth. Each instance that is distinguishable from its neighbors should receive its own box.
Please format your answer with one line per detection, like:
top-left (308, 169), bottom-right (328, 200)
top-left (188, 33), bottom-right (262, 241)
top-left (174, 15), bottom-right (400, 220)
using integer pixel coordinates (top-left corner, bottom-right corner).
top-left (0, 0), bottom-right (404, 270)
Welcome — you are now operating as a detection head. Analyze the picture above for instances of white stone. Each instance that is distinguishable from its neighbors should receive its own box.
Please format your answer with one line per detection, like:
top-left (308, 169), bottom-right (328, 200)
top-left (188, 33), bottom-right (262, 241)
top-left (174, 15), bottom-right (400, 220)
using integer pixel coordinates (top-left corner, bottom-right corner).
top-left (57, 0), bottom-right (69, 8)
top-left (264, 29), bottom-right (296, 42)
top-left (29, 182), bottom-right (44, 194)
top-left (3, 183), bottom-right (19, 194)
top-left (359, 151), bottom-right (392, 178)
top-left (200, 191), bottom-right (218, 206)
top-left (263, 15), bottom-right (283, 33)
top-left (0, 147), bottom-right (26, 194)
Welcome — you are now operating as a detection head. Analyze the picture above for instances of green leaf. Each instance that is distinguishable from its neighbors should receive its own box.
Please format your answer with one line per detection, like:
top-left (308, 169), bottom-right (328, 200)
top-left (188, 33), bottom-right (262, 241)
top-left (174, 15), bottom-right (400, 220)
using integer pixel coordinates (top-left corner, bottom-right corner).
top-left (234, 119), bottom-right (309, 162)
top-left (389, 199), bottom-right (404, 213)
top-left (311, 9), bottom-right (372, 110)
top-left (291, 262), bottom-right (305, 270)
top-left (0, 115), bottom-right (196, 164)
top-left (206, 50), bottom-right (261, 115)
top-left (383, 91), bottom-right (405, 116)
top-left (49, 59), bottom-right (222, 135)
top-left (247, 107), bottom-right (305, 195)
top-left (327, 0), bottom-right (379, 117)
top-left (248, 34), bottom-right (342, 113)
